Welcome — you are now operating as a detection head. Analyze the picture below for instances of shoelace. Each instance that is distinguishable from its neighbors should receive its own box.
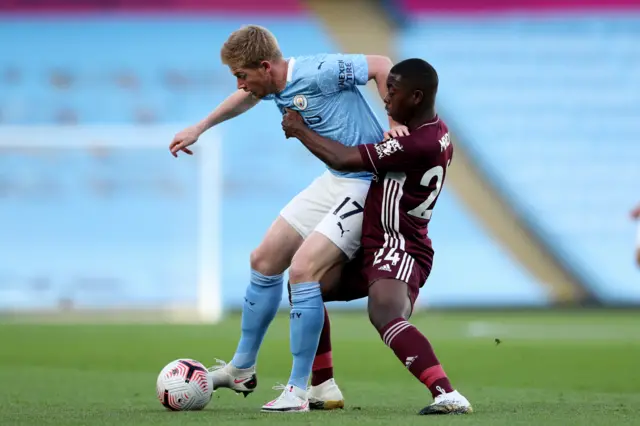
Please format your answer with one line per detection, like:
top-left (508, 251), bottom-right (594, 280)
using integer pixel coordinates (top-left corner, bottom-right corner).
top-left (271, 383), bottom-right (288, 392)
top-left (207, 358), bottom-right (227, 372)
top-left (434, 393), bottom-right (461, 405)
top-left (266, 383), bottom-right (297, 404)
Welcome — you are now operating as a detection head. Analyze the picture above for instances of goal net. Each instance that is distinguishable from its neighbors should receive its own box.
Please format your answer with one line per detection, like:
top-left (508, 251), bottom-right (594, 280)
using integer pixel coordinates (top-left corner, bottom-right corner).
top-left (0, 125), bottom-right (222, 323)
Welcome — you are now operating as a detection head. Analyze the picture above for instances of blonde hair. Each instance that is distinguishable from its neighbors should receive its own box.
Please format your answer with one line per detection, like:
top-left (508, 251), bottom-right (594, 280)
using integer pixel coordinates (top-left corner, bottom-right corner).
top-left (221, 25), bottom-right (283, 69)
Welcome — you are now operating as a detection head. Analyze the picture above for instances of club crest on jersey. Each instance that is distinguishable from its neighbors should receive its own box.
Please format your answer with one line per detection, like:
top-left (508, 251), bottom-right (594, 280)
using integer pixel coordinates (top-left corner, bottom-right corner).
top-left (375, 138), bottom-right (403, 159)
top-left (293, 94), bottom-right (308, 111)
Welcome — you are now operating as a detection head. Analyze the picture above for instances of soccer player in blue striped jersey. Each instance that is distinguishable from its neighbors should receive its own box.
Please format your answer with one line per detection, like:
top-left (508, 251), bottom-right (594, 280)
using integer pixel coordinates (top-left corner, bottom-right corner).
top-left (169, 25), bottom-right (407, 412)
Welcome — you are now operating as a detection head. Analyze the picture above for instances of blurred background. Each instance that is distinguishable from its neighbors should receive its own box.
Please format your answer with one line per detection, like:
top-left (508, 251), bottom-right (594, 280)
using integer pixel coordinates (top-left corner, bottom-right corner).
top-left (2, 2), bottom-right (640, 425)
top-left (1, 0), bottom-right (639, 322)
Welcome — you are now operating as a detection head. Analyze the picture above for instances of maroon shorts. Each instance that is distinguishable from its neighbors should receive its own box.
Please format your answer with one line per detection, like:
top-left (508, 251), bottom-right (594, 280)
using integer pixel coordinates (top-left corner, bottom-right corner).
top-left (337, 247), bottom-right (432, 308)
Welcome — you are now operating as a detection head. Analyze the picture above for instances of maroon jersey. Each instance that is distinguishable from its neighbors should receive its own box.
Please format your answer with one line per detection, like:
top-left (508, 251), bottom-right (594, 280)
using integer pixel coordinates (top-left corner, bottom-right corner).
top-left (357, 116), bottom-right (452, 279)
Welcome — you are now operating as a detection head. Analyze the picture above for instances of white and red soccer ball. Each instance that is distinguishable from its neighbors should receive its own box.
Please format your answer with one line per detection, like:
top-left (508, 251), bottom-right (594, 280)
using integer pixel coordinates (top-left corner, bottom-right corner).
top-left (156, 359), bottom-right (213, 411)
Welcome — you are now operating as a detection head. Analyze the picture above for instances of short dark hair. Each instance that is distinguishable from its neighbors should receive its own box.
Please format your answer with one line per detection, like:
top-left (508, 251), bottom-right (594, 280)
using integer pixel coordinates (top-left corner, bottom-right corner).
top-left (391, 58), bottom-right (438, 99)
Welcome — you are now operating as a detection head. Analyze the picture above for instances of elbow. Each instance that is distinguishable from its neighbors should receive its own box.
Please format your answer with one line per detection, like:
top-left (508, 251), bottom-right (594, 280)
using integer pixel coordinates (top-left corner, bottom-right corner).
top-left (328, 156), bottom-right (350, 172)
top-left (330, 156), bottom-right (362, 173)
top-left (326, 151), bottom-right (356, 172)
top-left (371, 54), bottom-right (393, 67)
top-left (368, 55), bottom-right (393, 82)
top-left (376, 56), bottom-right (393, 77)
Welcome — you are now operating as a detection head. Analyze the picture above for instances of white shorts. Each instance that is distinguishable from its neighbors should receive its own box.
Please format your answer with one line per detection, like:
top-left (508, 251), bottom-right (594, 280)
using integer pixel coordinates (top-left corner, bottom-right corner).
top-left (280, 171), bottom-right (371, 259)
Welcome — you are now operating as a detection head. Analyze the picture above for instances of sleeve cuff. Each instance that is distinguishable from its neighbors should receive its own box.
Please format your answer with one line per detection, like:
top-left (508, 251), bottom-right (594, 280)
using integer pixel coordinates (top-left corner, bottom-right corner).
top-left (358, 144), bottom-right (378, 174)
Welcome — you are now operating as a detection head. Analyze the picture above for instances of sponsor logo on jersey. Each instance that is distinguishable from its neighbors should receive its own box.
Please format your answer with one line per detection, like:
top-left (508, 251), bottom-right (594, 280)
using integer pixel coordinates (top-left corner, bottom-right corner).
top-left (337, 59), bottom-right (354, 87)
top-left (375, 138), bottom-right (403, 159)
top-left (439, 132), bottom-right (451, 152)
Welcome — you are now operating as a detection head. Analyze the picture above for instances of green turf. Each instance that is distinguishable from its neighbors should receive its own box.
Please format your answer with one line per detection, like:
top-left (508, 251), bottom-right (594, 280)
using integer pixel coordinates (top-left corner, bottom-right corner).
top-left (2, 310), bottom-right (640, 425)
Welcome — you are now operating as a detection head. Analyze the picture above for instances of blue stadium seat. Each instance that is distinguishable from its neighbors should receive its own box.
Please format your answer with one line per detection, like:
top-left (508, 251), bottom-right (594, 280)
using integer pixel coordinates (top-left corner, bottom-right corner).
top-left (0, 16), bottom-right (550, 308)
top-left (399, 14), bottom-right (640, 304)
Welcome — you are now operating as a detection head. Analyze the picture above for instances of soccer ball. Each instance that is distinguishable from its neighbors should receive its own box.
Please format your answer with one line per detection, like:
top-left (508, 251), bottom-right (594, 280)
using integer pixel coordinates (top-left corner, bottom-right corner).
top-left (156, 359), bottom-right (212, 411)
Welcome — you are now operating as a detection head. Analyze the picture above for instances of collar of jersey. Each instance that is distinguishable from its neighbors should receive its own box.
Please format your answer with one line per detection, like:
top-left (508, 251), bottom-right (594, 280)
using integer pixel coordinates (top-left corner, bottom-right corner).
top-left (286, 57), bottom-right (296, 83)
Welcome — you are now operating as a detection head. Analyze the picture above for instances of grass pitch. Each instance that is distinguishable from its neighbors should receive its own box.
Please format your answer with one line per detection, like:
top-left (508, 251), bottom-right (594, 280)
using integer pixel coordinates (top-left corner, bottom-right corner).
top-left (2, 310), bottom-right (640, 425)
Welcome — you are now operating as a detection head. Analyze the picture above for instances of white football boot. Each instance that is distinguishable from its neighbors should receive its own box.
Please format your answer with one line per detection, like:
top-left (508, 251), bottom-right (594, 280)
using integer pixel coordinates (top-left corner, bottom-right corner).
top-left (307, 378), bottom-right (345, 410)
top-left (419, 390), bottom-right (473, 415)
top-left (207, 359), bottom-right (257, 397)
top-left (261, 384), bottom-right (310, 413)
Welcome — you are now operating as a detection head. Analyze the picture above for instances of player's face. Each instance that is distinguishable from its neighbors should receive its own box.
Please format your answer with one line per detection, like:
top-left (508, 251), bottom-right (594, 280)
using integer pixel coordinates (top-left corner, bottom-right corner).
top-left (232, 62), bottom-right (276, 99)
top-left (384, 73), bottom-right (420, 125)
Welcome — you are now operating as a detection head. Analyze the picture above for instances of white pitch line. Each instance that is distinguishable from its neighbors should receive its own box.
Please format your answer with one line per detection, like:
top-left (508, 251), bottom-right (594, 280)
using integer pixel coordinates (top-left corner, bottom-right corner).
top-left (467, 321), bottom-right (640, 341)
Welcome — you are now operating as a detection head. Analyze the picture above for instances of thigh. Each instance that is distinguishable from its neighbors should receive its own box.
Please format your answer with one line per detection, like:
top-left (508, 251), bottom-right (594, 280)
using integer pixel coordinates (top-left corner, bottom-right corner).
top-left (280, 171), bottom-right (336, 239)
top-left (367, 279), bottom-right (413, 328)
top-left (364, 248), bottom-right (428, 310)
top-left (289, 231), bottom-right (348, 284)
top-left (252, 215), bottom-right (304, 275)
top-left (314, 177), bottom-right (370, 260)
top-left (321, 250), bottom-right (370, 303)
top-left (290, 258), bottom-right (359, 304)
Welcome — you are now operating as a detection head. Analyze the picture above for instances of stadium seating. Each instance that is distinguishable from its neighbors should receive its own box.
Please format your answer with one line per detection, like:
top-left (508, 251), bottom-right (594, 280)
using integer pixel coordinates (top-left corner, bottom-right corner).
top-left (398, 9), bottom-right (640, 303)
top-left (0, 13), bottom-right (549, 310)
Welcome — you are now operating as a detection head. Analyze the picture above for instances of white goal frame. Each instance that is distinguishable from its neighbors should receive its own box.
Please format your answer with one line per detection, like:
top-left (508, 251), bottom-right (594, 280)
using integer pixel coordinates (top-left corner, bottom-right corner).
top-left (0, 125), bottom-right (223, 324)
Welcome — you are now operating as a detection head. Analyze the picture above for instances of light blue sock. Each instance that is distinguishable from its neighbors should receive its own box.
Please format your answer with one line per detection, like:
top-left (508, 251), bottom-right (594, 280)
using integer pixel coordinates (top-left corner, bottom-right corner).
top-left (231, 270), bottom-right (283, 369)
top-left (287, 282), bottom-right (324, 390)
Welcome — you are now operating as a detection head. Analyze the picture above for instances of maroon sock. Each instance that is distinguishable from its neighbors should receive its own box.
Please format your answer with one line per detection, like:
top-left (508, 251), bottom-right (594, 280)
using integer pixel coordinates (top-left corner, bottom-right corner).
top-left (311, 305), bottom-right (334, 386)
top-left (378, 318), bottom-right (454, 399)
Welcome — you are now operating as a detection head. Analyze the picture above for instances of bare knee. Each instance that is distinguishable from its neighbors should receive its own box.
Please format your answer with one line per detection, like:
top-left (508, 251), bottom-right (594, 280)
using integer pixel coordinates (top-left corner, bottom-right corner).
top-left (367, 280), bottom-right (412, 330)
top-left (368, 298), bottom-right (407, 331)
top-left (250, 216), bottom-right (303, 276)
top-left (289, 254), bottom-right (320, 285)
top-left (289, 233), bottom-right (346, 285)
top-left (250, 246), bottom-right (288, 276)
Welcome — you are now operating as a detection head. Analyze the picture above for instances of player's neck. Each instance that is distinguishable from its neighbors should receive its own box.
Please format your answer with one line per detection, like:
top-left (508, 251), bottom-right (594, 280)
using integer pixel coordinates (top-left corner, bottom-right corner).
top-left (407, 108), bottom-right (437, 131)
top-left (272, 58), bottom-right (289, 93)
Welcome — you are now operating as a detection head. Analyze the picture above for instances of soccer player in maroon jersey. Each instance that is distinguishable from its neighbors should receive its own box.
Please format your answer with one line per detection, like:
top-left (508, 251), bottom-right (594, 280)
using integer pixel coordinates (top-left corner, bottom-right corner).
top-left (281, 58), bottom-right (472, 415)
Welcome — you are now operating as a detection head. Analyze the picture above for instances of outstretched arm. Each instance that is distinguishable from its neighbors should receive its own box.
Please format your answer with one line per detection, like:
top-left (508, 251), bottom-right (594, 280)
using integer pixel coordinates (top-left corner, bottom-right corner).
top-left (282, 109), bottom-right (365, 172)
top-left (195, 90), bottom-right (259, 133)
top-left (170, 90), bottom-right (259, 157)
